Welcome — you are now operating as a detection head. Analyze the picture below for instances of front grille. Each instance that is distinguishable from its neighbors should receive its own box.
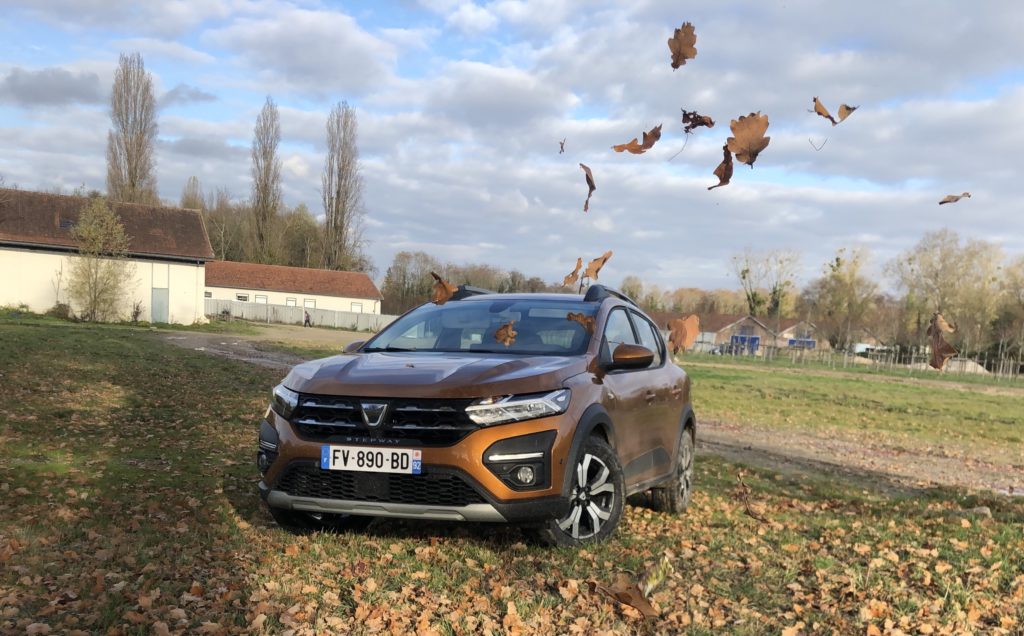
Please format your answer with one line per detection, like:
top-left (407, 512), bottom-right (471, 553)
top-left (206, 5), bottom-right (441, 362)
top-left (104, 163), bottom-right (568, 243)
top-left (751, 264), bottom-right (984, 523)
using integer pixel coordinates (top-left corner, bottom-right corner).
top-left (277, 464), bottom-right (486, 507)
top-left (292, 395), bottom-right (479, 446)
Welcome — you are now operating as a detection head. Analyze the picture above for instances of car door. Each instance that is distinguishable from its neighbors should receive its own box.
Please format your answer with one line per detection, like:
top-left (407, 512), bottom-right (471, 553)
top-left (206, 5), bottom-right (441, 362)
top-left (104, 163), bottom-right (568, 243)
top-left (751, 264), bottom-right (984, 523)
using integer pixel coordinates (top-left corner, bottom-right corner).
top-left (628, 311), bottom-right (676, 481)
top-left (598, 308), bottom-right (660, 489)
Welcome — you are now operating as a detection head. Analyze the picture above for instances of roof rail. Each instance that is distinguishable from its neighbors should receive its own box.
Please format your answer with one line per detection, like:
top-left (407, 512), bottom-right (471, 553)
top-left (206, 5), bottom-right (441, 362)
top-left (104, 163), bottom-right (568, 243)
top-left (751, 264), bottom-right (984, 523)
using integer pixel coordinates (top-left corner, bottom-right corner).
top-left (451, 284), bottom-right (495, 300)
top-left (583, 284), bottom-right (638, 307)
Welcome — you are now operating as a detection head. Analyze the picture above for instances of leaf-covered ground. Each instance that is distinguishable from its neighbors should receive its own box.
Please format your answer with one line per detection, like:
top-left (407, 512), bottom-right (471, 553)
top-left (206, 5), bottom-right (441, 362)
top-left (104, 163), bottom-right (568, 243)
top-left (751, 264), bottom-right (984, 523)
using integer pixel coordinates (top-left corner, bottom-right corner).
top-left (1, 319), bottom-right (1023, 635)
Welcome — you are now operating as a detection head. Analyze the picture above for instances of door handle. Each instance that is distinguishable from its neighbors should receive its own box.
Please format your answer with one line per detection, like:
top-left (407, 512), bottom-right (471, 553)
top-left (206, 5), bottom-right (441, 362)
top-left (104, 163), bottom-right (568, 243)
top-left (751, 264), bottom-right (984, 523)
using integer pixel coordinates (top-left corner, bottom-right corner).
top-left (645, 391), bottom-right (657, 402)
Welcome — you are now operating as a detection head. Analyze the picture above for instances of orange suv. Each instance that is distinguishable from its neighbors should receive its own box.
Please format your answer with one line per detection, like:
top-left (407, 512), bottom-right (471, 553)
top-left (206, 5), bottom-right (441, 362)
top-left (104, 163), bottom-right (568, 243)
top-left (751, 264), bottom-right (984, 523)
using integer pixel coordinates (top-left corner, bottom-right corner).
top-left (257, 285), bottom-right (695, 545)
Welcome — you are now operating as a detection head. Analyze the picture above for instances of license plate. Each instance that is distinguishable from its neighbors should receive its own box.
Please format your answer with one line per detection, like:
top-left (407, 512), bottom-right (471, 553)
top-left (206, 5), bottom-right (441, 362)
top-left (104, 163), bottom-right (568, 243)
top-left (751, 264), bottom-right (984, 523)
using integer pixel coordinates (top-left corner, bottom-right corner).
top-left (320, 445), bottom-right (422, 475)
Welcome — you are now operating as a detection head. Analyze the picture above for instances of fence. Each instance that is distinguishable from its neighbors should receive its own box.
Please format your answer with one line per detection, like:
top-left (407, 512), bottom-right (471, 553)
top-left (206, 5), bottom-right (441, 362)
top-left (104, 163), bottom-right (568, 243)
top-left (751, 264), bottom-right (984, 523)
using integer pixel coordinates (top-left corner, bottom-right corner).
top-left (205, 299), bottom-right (398, 332)
top-left (686, 344), bottom-right (1024, 383)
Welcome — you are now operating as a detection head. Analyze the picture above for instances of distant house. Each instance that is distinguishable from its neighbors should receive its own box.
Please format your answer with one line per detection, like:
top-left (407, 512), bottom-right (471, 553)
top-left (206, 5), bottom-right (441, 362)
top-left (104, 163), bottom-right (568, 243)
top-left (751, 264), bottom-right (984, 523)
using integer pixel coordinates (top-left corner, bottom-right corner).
top-left (696, 313), bottom-right (774, 354)
top-left (0, 188), bottom-right (213, 324)
top-left (771, 318), bottom-right (822, 350)
top-left (204, 260), bottom-right (382, 314)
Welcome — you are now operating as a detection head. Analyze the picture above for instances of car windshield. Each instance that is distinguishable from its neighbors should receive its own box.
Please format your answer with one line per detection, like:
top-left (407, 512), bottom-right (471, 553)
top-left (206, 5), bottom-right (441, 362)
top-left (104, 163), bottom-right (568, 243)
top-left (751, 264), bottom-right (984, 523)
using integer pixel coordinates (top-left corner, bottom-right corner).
top-left (363, 298), bottom-right (597, 356)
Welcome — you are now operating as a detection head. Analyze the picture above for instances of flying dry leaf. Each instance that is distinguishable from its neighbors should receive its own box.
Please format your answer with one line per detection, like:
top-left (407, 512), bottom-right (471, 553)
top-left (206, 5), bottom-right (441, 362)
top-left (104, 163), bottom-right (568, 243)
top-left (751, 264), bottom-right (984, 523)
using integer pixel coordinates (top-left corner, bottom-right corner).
top-left (812, 97), bottom-right (836, 126)
top-left (430, 271), bottom-right (456, 305)
top-left (837, 103), bottom-right (858, 122)
top-left (563, 257), bottom-right (583, 287)
top-left (584, 250), bottom-right (613, 281)
top-left (667, 22), bottom-right (697, 69)
top-left (681, 109), bottom-right (714, 134)
top-left (726, 112), bottom-right (771, 167)
top-left (559, 137), bottom-right (566, 154)
top-left (667, 315), bottom-right (700, 354)
top-left (495, 321), bottom-right (517, 347)
top-left (641, 555), bottom-right (675, 598)
top-left (939, 192), bottom-right (971, 205)
top-left (612, 124), bottom-right (663, 154)
top-left (580, 163), bottom-right (596, 212)
top-left (708, 144), bottom-right (733, 190)
top-left (567, 312), bottom-right (596, 334)
top-left (926, 312), bottom-right (957, 370)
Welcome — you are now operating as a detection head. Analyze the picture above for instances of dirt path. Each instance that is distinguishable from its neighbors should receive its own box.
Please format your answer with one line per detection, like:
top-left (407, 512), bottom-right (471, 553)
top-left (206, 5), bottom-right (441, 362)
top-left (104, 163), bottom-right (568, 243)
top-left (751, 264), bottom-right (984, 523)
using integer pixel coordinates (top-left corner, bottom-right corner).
top-left (159, 328), bottom-right (1024, 497)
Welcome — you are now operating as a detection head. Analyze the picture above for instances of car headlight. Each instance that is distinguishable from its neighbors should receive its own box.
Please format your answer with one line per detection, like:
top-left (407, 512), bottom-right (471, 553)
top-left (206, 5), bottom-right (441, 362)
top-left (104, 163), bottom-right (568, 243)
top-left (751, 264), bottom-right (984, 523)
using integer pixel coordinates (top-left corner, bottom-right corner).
top-left (270, 384), bottom-right (299, 419)
top-left (466, 389), bottom-right (570, 426)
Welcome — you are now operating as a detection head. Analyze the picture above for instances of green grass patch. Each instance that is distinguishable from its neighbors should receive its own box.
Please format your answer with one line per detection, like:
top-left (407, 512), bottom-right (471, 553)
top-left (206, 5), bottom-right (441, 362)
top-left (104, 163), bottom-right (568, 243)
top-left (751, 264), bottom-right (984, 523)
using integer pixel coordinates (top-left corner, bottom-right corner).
top-left (1, 319), bottom-right (1022, 634)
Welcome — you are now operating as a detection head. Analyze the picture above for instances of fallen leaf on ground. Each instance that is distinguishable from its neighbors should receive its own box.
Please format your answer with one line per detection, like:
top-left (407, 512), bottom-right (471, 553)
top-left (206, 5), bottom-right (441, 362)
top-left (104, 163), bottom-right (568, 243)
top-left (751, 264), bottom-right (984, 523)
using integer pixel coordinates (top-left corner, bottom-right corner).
top-left (592, 573), bottom-right (659, 619)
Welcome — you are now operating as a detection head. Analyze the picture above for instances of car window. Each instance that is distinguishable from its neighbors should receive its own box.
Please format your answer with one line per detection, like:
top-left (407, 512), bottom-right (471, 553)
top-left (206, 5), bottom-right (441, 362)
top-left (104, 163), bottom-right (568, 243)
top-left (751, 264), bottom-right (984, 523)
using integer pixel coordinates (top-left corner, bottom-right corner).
top-left (630, 312), bottom-right (664, 367)
top-left (602, 308), bottom-right (637, 359)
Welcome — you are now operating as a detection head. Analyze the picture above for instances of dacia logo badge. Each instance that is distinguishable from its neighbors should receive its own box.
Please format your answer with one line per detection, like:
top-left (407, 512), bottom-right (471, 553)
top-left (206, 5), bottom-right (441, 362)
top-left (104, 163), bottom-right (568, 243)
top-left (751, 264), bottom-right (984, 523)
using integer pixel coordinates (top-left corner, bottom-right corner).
top-left (360, 402), bottom-right (389, 428)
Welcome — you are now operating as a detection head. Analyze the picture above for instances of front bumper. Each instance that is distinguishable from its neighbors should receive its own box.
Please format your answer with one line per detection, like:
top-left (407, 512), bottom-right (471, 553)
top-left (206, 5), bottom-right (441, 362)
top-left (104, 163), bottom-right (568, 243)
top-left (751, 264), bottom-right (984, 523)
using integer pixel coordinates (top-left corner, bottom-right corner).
top-left (259, 408), bottom-right (577, 522)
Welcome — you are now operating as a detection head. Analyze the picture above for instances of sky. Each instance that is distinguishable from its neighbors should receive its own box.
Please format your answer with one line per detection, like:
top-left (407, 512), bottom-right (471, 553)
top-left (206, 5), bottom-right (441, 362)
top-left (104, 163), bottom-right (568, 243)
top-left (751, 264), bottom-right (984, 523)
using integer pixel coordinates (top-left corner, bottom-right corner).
top-left (1, 0), bottom-right (1023, 290)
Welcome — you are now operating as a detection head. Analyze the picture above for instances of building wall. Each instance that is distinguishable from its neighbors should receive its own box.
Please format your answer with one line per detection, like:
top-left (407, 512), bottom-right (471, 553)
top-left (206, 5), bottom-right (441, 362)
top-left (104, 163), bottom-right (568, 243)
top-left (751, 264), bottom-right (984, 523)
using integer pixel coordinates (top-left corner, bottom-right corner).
top-left (712, 318), bottom-right (773, 345)
top-left (0, 246), bottom-right (206, 324)
top-left (205, 285), bottom-right (381, 314)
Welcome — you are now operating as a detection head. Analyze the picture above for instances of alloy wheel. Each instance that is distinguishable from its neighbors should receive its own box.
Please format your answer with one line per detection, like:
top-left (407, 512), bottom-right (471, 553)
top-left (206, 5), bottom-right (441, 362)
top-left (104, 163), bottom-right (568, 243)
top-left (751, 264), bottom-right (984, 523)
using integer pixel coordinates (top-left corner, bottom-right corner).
top-left (557, 452), bottom-right (616, 540)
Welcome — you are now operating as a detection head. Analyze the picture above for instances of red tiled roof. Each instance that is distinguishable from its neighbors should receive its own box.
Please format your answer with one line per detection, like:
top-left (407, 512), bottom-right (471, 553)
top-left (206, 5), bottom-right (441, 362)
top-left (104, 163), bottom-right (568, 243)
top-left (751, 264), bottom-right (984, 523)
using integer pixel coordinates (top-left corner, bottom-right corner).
top-left (0, 188), bottom-right (214, 260)
top-left (205, 260), bottom-right (381, 300)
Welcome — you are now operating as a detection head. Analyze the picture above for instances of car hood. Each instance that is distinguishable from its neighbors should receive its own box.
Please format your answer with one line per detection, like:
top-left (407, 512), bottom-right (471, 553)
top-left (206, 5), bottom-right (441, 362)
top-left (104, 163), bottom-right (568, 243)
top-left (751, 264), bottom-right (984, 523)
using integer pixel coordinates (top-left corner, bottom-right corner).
top-left (281, 351), bottom-right (589, 398)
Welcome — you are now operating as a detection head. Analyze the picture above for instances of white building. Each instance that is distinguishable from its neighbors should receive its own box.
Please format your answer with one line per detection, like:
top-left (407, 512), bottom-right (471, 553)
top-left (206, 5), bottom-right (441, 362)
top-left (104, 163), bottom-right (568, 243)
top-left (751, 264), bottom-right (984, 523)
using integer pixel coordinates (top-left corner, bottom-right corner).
top-left (204, 260), bottom-right (382, 314)
top-left (0, 188), bottom-right (213, 324)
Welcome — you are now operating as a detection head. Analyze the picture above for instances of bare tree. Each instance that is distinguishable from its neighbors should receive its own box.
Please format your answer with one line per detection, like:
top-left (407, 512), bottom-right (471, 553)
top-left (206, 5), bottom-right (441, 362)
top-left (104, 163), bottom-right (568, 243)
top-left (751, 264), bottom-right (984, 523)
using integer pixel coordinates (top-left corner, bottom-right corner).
top-left (203, 187), bottom-right (245, 261)
top-left (251, 96), bottom-right (281, 263)
top-left (801, 248), bottom-right (877, 350)
top-left (179, 176), bottom-right (204, 210)
top-left (764, 249), bottom-right (800, 330)
top-left (67, 197), bottom-right (136, 321)
top-left (732, 249), bottom-right (767, 316)
top-left (321, 101), bottom-right (368, 271)
top-left (106, 52), bottom-right (159, 204)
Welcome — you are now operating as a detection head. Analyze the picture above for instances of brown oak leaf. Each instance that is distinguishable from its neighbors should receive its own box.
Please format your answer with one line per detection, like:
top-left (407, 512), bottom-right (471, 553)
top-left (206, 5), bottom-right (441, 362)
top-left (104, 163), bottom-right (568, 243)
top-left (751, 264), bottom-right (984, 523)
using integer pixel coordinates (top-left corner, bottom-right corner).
top-left (584, 250), bottom-right (613, 281)
top-left (681, 109), bottom-right (714, 134)
top-left (580, 163), bottom-right (596, 212)
top-left (667, 315), bottom-right (700, 354)
top-left (938, 192), bottom-right (971, 205)
top-left (926, 311), bottom-right (958, 370)
top-left (495, 321), bottom-right (517, 347)
top-left (612, 124), bottom-right (662, 154)
top-left (567, 312), bottom-right (596, 334)
top-left (726, 112), bottom-right (771, 167)
top-left (708, 144), bottom-right (733, 190)
top-left (667, 22), bottom-right (697, 69)
top-left (837, 103), bottom-right (858, 122)
top-left (813, 97), bottom-right (837, 125)
top-left (563, 257), bottom-right (583, 287)
top-left (559, 137), bottom-right (566, 154)
top-left (430, 271), bottom-right (457, 305)
top-left (591, 573), bottom-right (659, 619)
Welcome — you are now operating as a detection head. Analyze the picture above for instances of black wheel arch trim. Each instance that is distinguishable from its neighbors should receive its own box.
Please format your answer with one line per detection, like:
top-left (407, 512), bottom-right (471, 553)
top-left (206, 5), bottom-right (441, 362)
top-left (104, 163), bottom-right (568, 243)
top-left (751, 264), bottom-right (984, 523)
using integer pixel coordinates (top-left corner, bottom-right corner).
top-left (561, 403), bottom-right (616, 495)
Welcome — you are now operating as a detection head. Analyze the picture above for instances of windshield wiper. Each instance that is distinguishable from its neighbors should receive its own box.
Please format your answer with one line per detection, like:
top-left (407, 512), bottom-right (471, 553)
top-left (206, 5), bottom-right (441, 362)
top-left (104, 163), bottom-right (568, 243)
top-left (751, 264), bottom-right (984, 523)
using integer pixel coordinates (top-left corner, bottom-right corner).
top-left (363, 346), bottom-right (416, 352)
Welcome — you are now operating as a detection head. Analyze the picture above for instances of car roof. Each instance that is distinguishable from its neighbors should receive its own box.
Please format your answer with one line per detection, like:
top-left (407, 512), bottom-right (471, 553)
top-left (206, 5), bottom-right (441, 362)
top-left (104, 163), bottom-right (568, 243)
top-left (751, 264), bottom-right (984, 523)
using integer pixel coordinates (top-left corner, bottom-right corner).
top-left (459, 293), bottom-right (589, 303)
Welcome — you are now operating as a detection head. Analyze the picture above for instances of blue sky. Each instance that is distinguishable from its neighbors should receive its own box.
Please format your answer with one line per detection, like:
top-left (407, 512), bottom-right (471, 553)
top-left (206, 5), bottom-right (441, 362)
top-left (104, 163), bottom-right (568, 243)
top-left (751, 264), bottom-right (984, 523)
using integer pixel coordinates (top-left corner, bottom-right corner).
top-left (2, 0), bottom-right (1023, 290)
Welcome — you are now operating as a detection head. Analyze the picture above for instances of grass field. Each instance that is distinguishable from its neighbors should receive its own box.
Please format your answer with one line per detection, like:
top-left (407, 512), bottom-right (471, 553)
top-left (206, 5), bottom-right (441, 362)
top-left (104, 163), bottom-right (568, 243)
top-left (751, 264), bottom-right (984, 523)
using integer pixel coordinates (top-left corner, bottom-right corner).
top-left (1, 319), bottom-right (1023, 635)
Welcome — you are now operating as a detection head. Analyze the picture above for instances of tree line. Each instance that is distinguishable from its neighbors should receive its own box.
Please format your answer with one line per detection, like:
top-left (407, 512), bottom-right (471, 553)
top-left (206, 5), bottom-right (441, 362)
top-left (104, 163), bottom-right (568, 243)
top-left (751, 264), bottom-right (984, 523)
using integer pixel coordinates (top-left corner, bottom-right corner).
top-left (106, 52), bottom-right (371, 272)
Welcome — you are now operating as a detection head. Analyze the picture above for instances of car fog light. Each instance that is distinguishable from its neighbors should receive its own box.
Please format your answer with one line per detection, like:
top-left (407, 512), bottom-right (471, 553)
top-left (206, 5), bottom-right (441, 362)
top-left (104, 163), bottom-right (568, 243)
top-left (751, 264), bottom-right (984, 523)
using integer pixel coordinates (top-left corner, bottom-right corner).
top-left (515, 466), bottom-right (535, 485)
top-left (257, 451), bottom-right (271, 474)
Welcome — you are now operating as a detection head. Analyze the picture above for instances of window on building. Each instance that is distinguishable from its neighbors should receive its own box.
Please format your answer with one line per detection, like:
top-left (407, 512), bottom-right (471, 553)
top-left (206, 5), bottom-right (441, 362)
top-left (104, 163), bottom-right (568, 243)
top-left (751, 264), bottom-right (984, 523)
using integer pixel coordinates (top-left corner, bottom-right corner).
top-left (255, 295), bottom-right (268, 304)
top-left (351, 302), bottom-right (363, 313)
top-left (204, 291), bottom-right (212, 298)
top-left (285, 298), bottom-right (297, 307)
top-left (236, 293), bottom-right (249, 302)
top-left (303, 299), bottom-right (316, 309)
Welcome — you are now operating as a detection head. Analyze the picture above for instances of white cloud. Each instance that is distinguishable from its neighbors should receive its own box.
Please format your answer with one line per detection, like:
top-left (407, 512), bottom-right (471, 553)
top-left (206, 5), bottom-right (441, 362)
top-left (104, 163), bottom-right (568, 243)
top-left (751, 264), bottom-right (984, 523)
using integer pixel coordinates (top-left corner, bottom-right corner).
top-left (446, 2), bottom-right (498, 35)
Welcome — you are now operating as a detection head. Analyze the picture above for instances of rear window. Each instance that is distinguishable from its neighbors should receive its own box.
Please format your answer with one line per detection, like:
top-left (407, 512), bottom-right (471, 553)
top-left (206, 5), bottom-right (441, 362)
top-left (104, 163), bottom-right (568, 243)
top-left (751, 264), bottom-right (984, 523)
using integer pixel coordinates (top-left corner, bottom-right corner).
top-left (364, 299), bottom-right (598, 356)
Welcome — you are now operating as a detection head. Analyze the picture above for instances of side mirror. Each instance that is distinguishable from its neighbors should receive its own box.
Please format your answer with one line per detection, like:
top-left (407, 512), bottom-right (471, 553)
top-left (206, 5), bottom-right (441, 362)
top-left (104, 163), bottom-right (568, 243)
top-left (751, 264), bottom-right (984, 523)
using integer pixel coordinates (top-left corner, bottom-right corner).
top-left (344, 340), bottom-right (366, 354)
top-left (608, 343), bottom-right (654, 370)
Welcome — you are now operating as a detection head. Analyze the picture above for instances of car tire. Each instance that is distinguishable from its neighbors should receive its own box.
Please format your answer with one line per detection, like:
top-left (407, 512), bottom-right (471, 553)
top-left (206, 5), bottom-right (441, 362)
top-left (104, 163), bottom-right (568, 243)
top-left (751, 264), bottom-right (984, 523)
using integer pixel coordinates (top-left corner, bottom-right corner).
top-left (651, 425), bottom-right (694, 514)
top-left (268, 506), bottom-right (374, 535)
top-left (531, 436), bottom-right (625, 547)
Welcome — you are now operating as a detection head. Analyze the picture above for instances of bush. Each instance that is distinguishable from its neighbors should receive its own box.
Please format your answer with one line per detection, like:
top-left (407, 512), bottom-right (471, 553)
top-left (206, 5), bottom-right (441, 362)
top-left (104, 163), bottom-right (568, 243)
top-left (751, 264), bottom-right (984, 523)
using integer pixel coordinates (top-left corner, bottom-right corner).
top-left (46, 303), bottom-right (74, 320)
top-left (130, 301), bottom-right (144, 323)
